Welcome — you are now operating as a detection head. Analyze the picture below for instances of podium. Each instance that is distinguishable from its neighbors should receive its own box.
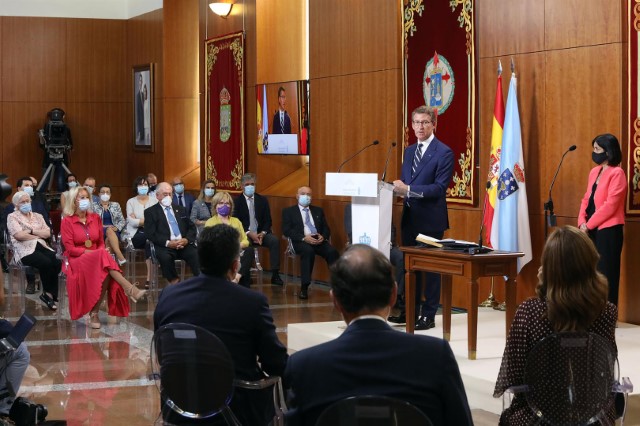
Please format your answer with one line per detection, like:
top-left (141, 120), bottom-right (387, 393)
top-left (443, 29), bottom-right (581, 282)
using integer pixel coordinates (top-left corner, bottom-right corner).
top-left (326, 173), bottom-right (393, 259)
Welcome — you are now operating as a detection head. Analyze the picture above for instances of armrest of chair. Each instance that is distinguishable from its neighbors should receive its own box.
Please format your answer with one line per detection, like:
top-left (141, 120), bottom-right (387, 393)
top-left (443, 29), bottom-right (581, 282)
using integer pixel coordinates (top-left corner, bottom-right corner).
top-left (502, 385), bottom-right (529, 411)
top-left (282, 236), bottom-right (296, 256)
top-left (614, 377), bottom-right (633, 394)
top-left (234, 375), bottom-right (288, 420)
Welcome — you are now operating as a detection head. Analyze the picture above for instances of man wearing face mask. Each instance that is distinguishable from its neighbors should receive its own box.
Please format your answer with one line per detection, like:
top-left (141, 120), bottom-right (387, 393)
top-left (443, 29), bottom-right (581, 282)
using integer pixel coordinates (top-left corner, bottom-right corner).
top-left (233, 173), bottom-right (283, 285)
top-left (83, 176), bottom-right (100, 204)
top-left (147, 172), bottom-right (158, 198)
top-left (282, 186), bottom-right (340, 299)
top-left (144, 182), bottom-right (200, 284)
top-left (154, 224), bottom-right (287, 425)
top-left (2, 177), bottom-right (53, 294)
top-left (171, 177), bottom-right (195, 217)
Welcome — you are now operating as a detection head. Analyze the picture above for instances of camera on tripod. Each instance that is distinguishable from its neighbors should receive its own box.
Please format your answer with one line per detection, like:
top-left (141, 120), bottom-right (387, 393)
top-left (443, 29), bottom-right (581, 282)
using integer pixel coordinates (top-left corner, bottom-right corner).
top-left (38, 108), bottom-right (71, 162)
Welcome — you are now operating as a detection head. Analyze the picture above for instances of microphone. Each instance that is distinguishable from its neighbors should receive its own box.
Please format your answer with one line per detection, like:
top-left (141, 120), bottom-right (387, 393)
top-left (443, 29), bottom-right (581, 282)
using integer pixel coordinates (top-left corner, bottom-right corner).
top-left (380, 142), bottom-right (397, 181)
top-left (544, 145), bottom-right (577, 233)
top-left (468, 181), bottom-right (493, 255)
top-left (337, 140), bottom-right (380, 172)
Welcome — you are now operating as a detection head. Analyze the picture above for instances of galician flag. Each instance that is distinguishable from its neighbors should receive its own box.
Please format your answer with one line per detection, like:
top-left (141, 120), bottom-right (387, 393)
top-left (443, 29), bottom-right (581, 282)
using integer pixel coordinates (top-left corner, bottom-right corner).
top-left (483, 61), bottom-right (504, 248)
top-left (489, 69), bottom-right (532, 273)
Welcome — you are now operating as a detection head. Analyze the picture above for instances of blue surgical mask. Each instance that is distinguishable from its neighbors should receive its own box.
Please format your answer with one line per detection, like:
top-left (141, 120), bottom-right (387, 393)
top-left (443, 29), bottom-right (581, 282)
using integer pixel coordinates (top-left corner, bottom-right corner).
top-left (19, 203), bottom-right (32, 214)
top-left (85, 186), bottom-right (94, 195)
top-left (137, 186), bottom-right (149, 196)
top-left (204, 188), bottom-right (215, 197)
top-left (174, 184), bottom-right (184, 194)
top-left (299, 195), bottom-right (311, 207)
top-left (161, 196), bottom-right (173, 207)
top-left (22, 186), bottom-right (34, 197)
top-left (68, 181), bottom-right (78, 189)
top-left (78, 199), bottom-right (91, 211)
top-left (100, 194), bottom-right (111, 203)
top-left (244, 185), bottom-right (256, 197)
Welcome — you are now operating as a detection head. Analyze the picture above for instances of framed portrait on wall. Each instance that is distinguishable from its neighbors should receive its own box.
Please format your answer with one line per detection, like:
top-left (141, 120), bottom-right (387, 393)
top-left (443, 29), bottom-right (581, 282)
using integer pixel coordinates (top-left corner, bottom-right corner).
top-left (132, 64), bottom-right (154, 151)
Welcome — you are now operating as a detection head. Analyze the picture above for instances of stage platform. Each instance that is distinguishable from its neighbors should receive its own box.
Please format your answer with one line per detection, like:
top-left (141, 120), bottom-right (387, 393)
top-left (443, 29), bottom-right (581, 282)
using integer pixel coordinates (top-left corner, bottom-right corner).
top-left (288, 308), bottom-right (640, 416)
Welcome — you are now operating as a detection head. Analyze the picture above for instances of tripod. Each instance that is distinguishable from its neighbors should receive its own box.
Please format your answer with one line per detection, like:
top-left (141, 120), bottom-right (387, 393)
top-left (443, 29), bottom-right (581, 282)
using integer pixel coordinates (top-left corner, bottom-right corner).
top-left (38, 160), bottom-right (72, 193)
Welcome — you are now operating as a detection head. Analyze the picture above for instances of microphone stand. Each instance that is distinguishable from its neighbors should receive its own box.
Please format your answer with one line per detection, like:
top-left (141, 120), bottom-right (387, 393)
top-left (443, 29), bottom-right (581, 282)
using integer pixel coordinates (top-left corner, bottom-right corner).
top-left (337, 140), bottom-right (380, 172)
top-left (544, 145), bottom-right (576, 239)
top-left (380, 142), bottom-right (397, 182)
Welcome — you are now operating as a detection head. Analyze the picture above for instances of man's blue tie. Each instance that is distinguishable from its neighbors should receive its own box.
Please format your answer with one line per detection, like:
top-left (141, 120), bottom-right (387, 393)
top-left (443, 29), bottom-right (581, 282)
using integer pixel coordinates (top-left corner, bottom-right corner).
top-left (165, 207), bottom-right (181, 237)
top-left (412, 143), bottom-right (424, 177)
top-left (304, 208), bottom-right (317, 234)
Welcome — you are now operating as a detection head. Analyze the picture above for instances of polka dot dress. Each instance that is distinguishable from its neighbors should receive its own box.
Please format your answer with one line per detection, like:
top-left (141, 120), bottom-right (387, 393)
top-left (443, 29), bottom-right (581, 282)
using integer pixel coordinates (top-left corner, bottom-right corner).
top-left (493, 298), bottom-right (618, 425)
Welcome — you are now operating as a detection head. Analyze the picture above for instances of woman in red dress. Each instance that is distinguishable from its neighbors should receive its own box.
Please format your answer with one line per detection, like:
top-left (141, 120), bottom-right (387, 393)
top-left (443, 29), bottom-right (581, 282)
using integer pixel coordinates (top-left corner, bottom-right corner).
top-left (61, 187), bottom-right (147, 329)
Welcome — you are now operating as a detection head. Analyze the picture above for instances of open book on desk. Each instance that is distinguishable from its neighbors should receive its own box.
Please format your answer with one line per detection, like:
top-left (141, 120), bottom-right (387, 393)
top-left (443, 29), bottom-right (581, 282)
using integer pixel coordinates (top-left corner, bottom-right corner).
top-left (415, 234), bottom-right (491, 252)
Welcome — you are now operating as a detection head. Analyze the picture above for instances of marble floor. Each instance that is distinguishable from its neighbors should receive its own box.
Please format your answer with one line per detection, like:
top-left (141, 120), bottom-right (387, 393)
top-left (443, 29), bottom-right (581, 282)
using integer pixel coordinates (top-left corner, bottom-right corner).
top-left (1, 269), bottom-right (502, 425)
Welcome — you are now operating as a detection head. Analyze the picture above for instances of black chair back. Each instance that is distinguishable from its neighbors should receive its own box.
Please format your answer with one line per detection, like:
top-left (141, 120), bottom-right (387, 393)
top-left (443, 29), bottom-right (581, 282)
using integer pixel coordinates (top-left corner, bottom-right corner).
top-left (315, 395), bottom-right (433, 426)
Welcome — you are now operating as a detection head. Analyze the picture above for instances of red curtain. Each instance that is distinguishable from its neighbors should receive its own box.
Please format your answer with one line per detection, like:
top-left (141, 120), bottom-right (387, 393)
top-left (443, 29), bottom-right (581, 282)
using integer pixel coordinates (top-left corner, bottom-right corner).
top-left (404, 0), bottom-right (478, 205)
top-left (205, 32), bottom-right (245, 192)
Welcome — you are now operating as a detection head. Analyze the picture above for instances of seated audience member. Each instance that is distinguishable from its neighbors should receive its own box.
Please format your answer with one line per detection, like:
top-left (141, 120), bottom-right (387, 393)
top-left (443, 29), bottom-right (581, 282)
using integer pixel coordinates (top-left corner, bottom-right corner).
top-left (83, 176), bottom-right (99, 204)
top-left (61, 187), bottom-right (147, 329)
top-left (284, 244), bottom-right (472, 426)
top-left (93, 184), bottom-right (126, 265)
top-left (189, 179), bottom-right (215, 234)
top-left (234, 173), bottom-right (283, 285)
top-left (204, 191), bottom-right (254, 287)
top-left (59, 173), bottom-right (79, 216)
top-left (494, 225), bottom-right (618, 425)
top-left (7, 191), bottom-right (61, 310)
top-left (154, 224), bottom-right (287, 425)
top-left (3, 177), bottom-right (53, 294)
top-left (282, 186), bottom-right (339, 299)
top-left (0, 318), bottom-right (30, 422)
top-left (125, 176), bottom-right (157, 288)
top-left (171, 177), bottom-right (195, 217)
top-left (144, 182), bottom-right (200, 284)
top-left (146, 172), bottom-right (158, 198)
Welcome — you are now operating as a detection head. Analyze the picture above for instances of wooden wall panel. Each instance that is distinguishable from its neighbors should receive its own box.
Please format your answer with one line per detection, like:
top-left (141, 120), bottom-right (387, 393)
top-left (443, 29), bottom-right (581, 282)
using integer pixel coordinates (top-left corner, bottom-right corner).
top-left (477, 0), bottom-right (544, 57)
top-left (162, 98), bottom-right (199, 180)
top-left (545, 44), bottom-right (622, 218)
top-left (1, 17), bottom-right (67, 102)
top-left (309, 70), bottom-right (402, 199)
top-left (256, 0), bottom-right (307, 83)
top-left (309, 0), bottom-right (400, 78)
top-left (66, 19), bottom-right (127, 102)
top-left (545, 0), bottom-right (622, 50)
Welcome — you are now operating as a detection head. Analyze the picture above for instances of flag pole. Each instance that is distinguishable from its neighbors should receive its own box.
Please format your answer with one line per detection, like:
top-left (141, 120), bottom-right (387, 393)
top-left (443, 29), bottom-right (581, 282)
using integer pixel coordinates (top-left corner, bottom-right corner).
top-left (479, 60), bottom-right (504, 309)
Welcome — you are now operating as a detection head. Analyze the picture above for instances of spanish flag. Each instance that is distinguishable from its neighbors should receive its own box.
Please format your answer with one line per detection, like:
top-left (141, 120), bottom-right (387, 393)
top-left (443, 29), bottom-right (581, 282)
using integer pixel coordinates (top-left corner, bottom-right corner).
top-left (483, 61), bottom-right (504, 248)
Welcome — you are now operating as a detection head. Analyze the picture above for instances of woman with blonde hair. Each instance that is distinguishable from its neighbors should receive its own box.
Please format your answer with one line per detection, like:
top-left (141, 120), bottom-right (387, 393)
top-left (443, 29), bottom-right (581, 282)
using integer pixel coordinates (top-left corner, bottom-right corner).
top-left (204, 191), bottom-right (254, 287)
top-left (494, 225), bottom-right (617, 425)
top-left (190, 179), bottom-right (216, 233)
top-left (61, 187), bottom-right (147, 329)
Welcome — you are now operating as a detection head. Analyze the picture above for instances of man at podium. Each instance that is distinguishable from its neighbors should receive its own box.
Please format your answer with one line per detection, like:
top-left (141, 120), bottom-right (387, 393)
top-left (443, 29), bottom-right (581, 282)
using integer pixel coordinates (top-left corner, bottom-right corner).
top-left (390, 105), bottom-right (454, 330)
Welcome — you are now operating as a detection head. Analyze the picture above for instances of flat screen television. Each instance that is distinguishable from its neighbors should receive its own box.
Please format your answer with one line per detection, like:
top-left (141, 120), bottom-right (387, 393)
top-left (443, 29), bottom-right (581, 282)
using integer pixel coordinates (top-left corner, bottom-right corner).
top-left (256, 80), bottom-right (309, 155)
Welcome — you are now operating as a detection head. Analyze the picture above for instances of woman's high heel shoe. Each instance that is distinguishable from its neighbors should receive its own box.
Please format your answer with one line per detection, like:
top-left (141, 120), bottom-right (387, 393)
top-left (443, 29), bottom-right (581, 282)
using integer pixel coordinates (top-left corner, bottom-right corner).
top-left (126, 283), bottom-right (147, 303)
top-left (89, 312), bottom-right (101, 329)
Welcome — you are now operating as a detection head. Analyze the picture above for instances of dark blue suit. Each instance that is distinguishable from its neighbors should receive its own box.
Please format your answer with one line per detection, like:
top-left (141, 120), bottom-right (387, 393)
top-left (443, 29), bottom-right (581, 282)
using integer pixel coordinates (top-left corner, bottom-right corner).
top-left (284, 318), bottom-right (472, 426)
top-left (154, 273), bottom-right (288, 425)
top-left (272, 110), bottom-right (292, 134)
top-left (400, 137), bottom-right (454, 319)
top-left (172, 192), bottom-right (195, 217)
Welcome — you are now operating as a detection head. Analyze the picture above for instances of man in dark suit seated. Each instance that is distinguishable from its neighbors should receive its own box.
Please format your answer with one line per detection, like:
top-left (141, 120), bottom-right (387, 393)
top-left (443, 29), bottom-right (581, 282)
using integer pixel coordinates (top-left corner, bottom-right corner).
top-left (282, 186), bottom-right (339, 300)
top-left (171, 177), bottom-right (195, 217)
top-left (234, 173), bottom-right (283, 285)
top-left (144, 182), bottom-right (200, 284)
top-left (284, 245), bottom-right (473, 426)
top-left (154, 224), bottom-right (288, 425)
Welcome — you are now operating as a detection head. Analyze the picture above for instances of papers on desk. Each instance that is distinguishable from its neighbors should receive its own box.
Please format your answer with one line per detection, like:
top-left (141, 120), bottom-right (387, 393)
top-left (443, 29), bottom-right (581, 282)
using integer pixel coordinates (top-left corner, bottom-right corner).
top-left (415, 234), bottom-right (480, 250)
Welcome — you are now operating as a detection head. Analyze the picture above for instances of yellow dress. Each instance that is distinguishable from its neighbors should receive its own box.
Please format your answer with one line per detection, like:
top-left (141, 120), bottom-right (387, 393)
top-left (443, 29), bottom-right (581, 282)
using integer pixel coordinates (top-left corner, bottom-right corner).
top-left (204, 215), bottom-right (249, 248)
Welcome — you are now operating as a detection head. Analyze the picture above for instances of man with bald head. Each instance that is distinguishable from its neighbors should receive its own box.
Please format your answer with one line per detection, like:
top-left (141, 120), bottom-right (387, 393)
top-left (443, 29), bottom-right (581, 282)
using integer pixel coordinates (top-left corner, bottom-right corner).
top-left (284, 245), bottom-right (472, 426)
top-left (144, 182), bottom-right (200, 284)
top-left (282, 186), bottom-right (339, 299)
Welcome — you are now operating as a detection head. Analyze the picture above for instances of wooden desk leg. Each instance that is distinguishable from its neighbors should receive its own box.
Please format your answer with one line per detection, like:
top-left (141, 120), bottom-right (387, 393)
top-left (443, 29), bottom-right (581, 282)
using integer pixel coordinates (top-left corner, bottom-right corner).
top-left (405, 269), bottom-right (415, 334)
top-left (441, 274), bottom-right (452, 341)
top-left (468, 278), bottom-right (478, 360)
top-left (505, 275), bottom-right (516, 335)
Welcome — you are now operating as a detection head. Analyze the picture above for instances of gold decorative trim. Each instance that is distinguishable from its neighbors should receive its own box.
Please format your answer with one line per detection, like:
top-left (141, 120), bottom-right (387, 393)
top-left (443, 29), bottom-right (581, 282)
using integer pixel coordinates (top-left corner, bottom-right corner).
top-left (449, 0), bottom-right (472, 33)
top-left (632, 118), bottom-right (640, 204)
top-left (447, 127), bottom-right (473, 200)
top-left (403, 0), bottom-right (424, 39)
top-left (634, 0), bottom-right (640, 31)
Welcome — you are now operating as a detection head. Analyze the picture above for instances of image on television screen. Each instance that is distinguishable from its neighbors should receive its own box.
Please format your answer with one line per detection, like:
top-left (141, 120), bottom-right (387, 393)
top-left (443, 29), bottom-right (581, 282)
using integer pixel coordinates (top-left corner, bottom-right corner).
top-left (256, 80), bottom-right (309, 155)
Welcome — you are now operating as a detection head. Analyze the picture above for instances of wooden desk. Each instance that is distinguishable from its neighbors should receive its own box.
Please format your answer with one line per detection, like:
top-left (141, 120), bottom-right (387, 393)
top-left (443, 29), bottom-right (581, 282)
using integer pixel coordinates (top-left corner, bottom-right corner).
top-left (400, 247), bottom-right (524, 360)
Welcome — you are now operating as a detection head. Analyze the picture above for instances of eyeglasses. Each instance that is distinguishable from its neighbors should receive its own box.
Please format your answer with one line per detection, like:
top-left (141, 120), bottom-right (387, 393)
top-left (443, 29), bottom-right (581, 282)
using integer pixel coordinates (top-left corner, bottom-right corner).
top-left (412, 120), bottom-right (432, 127)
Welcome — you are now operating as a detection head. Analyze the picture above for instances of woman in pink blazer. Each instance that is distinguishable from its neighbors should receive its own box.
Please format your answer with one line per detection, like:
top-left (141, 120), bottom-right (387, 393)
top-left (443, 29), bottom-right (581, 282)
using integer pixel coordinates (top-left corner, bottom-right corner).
top-left (578, 133), bottom-right (627, 305)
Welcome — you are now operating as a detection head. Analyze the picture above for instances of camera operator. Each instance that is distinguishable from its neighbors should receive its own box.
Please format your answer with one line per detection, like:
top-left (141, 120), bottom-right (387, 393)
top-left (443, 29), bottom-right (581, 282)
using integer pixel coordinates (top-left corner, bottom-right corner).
top-left (39, 108), bottom-right (72, 193)
top-left (0, 319), bottom-right (30, 424)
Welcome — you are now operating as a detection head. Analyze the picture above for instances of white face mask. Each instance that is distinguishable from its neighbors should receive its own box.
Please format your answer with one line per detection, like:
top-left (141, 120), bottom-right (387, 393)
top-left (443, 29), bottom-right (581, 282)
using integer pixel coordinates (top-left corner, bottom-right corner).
top-left (161, 196), bottom-right (172, 207)
top-left (22, 186), bottom-right (34, 197)
top-left (100, 194), bottom-right (111, 202)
